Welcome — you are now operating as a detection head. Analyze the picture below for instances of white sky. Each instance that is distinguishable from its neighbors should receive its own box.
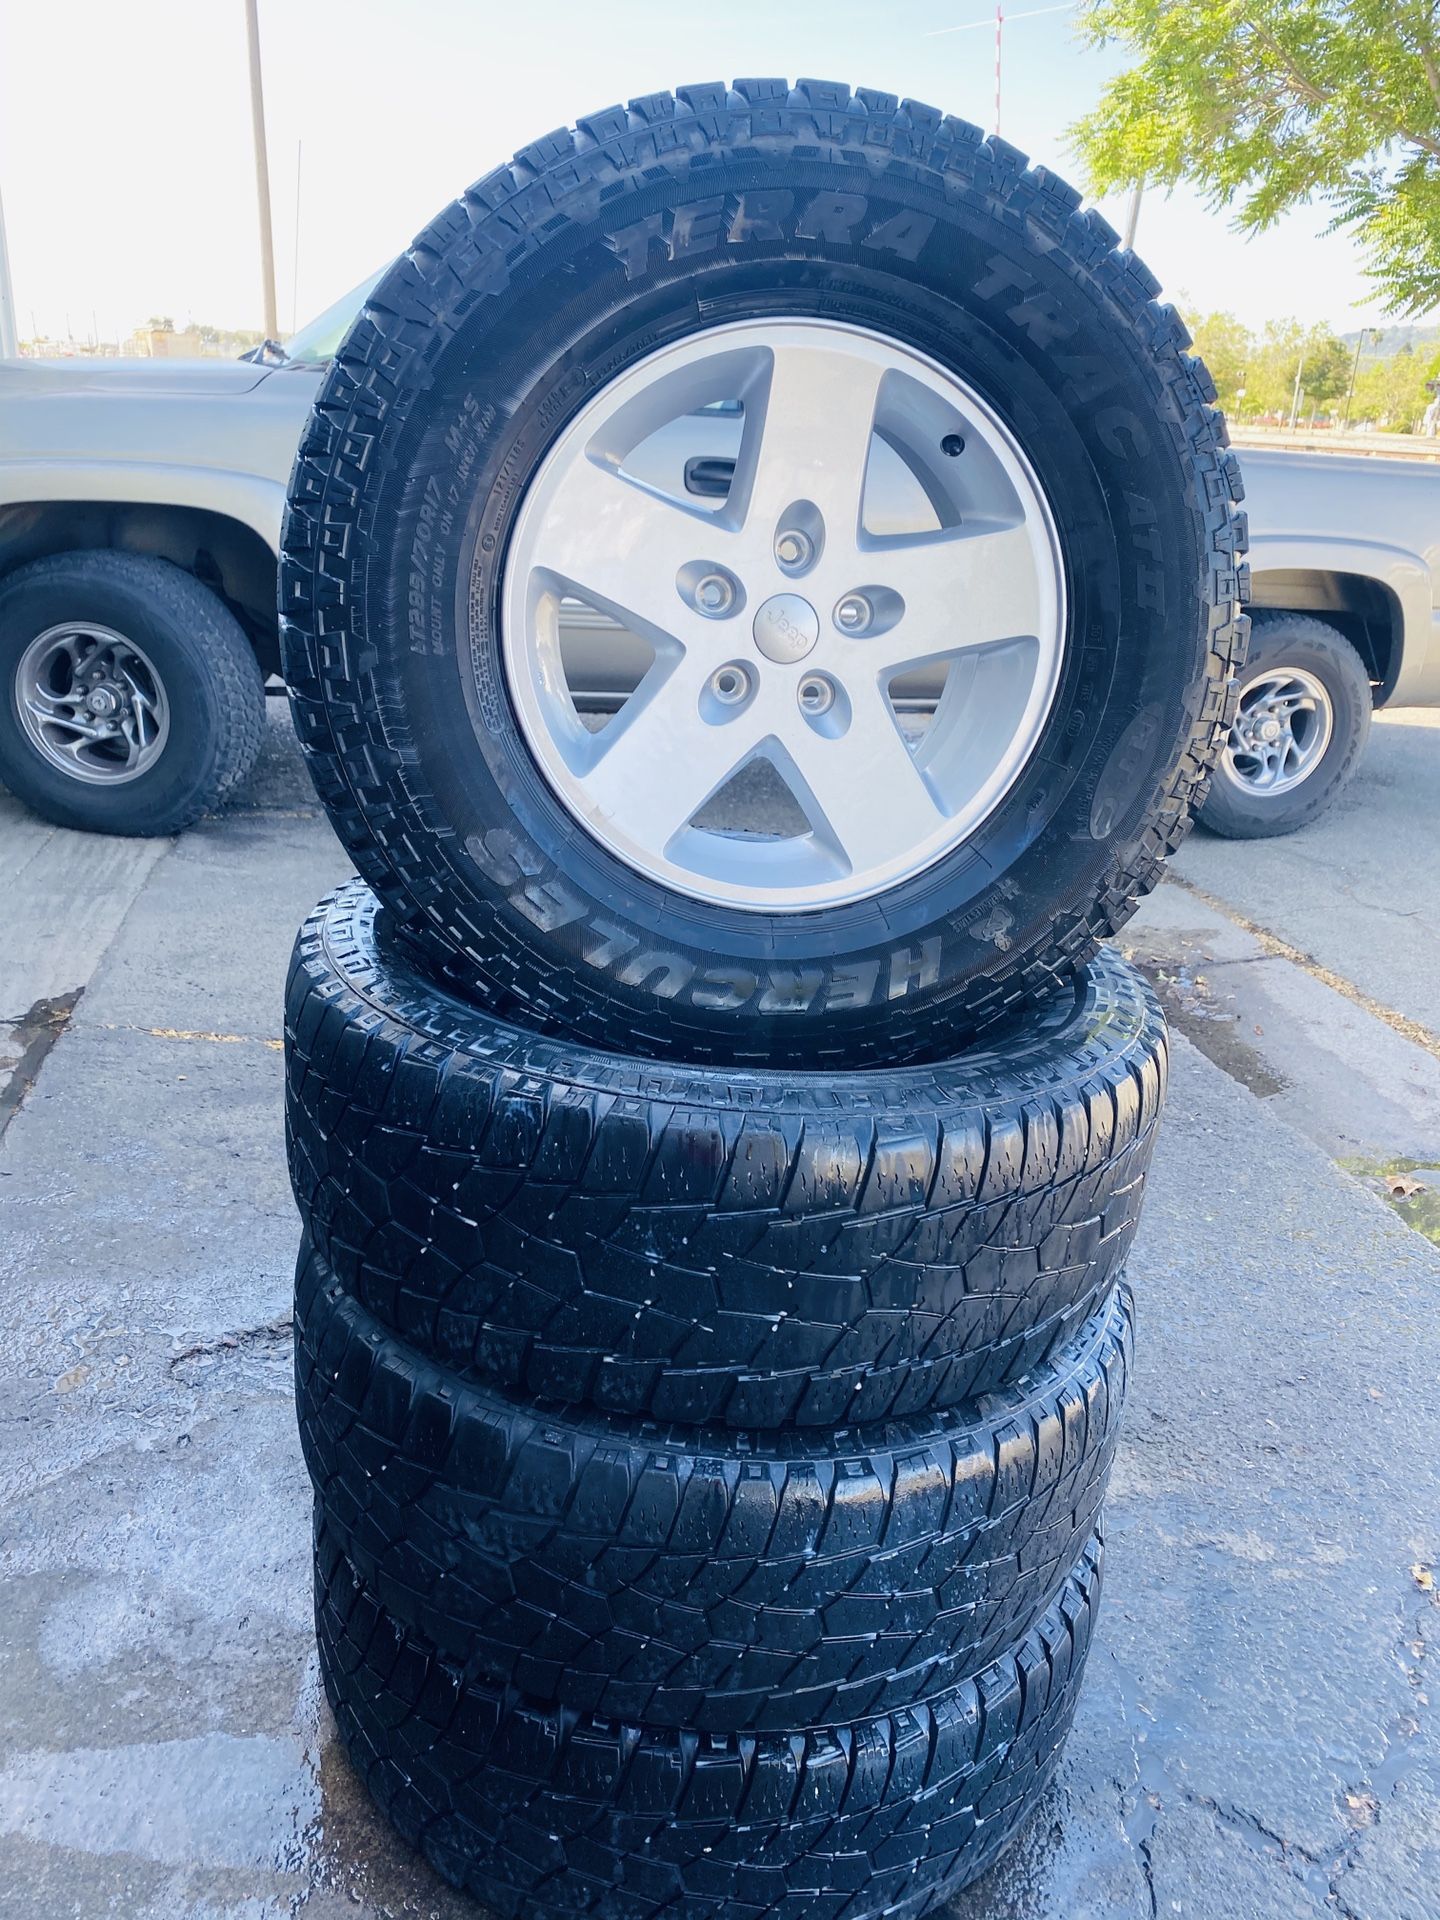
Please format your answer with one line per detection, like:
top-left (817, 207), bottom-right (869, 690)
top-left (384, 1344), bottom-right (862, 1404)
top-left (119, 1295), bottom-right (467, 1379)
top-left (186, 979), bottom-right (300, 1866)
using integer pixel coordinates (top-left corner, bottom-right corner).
top-left (0, 0), bottom-right (1422, 343)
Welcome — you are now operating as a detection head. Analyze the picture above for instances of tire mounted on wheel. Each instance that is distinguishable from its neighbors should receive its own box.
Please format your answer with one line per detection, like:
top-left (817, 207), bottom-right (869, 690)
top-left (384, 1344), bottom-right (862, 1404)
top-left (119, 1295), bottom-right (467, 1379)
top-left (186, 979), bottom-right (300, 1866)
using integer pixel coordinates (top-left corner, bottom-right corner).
top-left (282, 80), bottom-right (1247, 1066)
top-left (0, 551), bottom-right (265, 836)
top-left (1202, 611), bottom-right (1371, 838)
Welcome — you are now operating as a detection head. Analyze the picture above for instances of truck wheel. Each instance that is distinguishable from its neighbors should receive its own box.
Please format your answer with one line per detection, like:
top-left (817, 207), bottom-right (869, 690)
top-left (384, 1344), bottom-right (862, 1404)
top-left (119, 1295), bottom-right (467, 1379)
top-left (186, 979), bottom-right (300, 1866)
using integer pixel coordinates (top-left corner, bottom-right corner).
top-left (1202, 613), bottom-right (1372, 839)
top-left (282, 79), bottom-right (1247, 1068)
top-left (0, 551), bottom-right (265, 836)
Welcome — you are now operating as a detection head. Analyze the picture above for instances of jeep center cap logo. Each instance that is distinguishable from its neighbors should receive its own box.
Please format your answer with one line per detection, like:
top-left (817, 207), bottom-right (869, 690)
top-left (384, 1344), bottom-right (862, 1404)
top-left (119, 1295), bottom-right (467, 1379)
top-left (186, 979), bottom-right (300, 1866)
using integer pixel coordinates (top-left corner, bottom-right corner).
top-left (753, 593), bottom-right (820, 664)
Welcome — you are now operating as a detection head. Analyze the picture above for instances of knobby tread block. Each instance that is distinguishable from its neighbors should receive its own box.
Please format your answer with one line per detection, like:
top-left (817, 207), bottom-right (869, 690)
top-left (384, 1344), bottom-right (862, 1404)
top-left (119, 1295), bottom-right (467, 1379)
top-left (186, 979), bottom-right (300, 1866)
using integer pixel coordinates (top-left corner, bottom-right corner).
top-left (298, 1240), bottom-right (1129, 1734)
top-left (316, 1516), bottom-right (1103, 1920)
top-left (287, 883), bottom-right (1165, 1427)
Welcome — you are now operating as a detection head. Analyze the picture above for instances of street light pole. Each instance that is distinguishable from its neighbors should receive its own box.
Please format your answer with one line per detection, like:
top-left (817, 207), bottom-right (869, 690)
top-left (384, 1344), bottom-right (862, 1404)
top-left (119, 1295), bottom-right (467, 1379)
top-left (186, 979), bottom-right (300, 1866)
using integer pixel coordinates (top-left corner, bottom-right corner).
top-left (1342, 328), bottom-right (1369, 431)
top-left (0, 180), bottom-right (18, 358)
top-left (243, 0), bottom-right (279, 340)
top-left (1122, 180), bottom-right (1144, 249)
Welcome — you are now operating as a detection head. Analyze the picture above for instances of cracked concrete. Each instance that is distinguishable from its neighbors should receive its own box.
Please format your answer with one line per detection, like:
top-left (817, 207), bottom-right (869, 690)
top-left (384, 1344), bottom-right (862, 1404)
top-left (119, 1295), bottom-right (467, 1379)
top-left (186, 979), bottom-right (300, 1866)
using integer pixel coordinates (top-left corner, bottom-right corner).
top-left (1, 703), bottom-right (1439, 1918)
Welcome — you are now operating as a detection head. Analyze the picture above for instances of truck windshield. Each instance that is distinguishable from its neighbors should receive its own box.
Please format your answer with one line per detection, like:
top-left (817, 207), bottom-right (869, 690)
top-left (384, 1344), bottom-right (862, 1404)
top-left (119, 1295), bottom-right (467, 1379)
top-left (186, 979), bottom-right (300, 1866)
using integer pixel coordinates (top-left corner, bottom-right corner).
top-left (270, 267), bottom-right (388, 367)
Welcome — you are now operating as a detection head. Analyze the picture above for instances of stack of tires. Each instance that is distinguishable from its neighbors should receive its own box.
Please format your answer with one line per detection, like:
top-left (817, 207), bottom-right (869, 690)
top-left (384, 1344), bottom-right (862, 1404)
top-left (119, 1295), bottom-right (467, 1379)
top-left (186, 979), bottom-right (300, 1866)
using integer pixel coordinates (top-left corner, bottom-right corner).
top-left (280, 82), bottom-right (1246, 1920)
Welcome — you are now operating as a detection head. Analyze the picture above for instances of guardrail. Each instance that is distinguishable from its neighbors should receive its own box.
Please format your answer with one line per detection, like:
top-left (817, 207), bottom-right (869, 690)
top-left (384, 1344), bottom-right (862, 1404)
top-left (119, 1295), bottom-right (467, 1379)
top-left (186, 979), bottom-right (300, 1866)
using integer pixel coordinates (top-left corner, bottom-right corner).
top-left (1229, 427), bottom-right (1440, 463)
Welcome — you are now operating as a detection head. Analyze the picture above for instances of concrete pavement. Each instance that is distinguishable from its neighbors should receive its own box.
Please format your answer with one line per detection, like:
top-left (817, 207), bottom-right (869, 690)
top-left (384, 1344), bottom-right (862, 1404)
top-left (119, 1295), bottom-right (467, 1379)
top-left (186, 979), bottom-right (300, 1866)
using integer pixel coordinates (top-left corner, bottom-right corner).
top-left (1175, 709), bottom-right (1440, 1035)
top-left (0, 702), bottom-right (1436, 1919)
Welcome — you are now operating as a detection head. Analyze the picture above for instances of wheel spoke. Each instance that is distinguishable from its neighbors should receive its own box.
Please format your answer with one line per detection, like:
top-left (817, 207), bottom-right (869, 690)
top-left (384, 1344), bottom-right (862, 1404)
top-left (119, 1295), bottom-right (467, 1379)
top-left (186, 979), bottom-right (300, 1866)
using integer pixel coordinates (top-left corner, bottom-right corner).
top-left (23, 692), bottom-right (102, 741)
top-left (60, 724), bottom-right (108, 758)
top-left (522, 450), bottom-right (735, 641)
top-left (860, 521), bottom-right (1046, 672)
top-left (579, 657), bottom-right (758, 845)
top-left (25, 685), bottom-right (78, 719)
top-left (116, 715), bottom-right (144, 766)
top-left (1246, 747), bottom-right (1283, 790)
top-left (776, 694), bottom-right (944, 876)
top-left (732, 339), bottom-right (886, 543)
top-left (118, 661), bottom-right (159, 719)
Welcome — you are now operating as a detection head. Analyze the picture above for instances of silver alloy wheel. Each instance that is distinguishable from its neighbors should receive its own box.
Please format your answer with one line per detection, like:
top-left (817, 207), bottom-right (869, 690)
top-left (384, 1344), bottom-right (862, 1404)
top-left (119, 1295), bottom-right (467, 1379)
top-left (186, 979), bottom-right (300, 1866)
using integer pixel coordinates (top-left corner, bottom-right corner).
top-left (15, 623), bottom-right (170, 785)
top-left (499, 318), bottom-right (1066, 911)
top-left (1222, 665), bottom-right (1333, 796)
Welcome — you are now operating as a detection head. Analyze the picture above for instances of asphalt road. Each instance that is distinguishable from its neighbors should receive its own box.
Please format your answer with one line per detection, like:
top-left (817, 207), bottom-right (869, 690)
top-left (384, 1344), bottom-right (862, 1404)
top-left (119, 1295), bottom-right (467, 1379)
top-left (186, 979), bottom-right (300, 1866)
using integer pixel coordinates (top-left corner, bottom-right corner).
top-left (0, 702), bottom-right (1436, 1919)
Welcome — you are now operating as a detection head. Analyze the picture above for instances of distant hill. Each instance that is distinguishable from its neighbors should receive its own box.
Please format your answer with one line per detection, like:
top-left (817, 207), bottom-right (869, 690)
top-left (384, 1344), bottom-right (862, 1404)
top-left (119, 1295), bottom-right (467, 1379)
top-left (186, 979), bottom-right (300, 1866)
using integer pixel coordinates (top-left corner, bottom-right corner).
top-left (1341, 324), bottom-right (1440, 359)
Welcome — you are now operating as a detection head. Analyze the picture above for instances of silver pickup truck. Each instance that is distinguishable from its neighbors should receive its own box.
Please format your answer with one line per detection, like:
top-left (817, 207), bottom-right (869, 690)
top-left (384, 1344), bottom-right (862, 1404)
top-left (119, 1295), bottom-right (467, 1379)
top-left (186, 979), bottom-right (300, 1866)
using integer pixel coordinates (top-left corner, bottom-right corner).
top-left (1, 278), bottom-right (1437, 837)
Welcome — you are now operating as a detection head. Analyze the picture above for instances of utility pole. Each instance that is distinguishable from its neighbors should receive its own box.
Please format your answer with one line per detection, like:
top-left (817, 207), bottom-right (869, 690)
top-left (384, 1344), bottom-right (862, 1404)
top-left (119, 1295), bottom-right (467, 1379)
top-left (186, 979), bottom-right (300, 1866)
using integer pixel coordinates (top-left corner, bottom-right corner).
top-left (1289, 355), bottom-right (1306, 430)
top-left (291, 140), bottom-right (303, 333)
top-left (243, 0), bottom-right (279, 340)
top-left (1122, 181), bottom-right (1144, 249)
top-left (0, 180), bottom-right (18, 358)
top-left (994, 5), bottom-right (1003, 137)
top-left (1342, 328), bottom-right (1369, 431)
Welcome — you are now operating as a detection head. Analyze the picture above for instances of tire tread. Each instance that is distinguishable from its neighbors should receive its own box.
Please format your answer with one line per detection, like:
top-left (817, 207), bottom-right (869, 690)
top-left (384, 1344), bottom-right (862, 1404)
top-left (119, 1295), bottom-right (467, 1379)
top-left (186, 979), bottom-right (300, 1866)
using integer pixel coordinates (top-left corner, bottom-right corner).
top-left (287, 884), bottom-right (1166, 1427)
top-left (298, 1244), bottom-right (1131, 1733)
top-left (316, 1517), bottom-right (1103, 1920)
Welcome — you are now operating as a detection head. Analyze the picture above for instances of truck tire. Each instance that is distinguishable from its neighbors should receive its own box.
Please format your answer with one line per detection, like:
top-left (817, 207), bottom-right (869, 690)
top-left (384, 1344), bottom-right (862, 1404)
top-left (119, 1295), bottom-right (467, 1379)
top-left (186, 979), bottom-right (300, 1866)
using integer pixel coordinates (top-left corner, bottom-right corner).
top-left (287, 881), bottom-right (1165, 1426)
top-left (281, 79), bottom-right (1247, 1068)
top-left (1201, 612), bottom-right (1372, 839)
top-left (0, 551), bottom-right (265, 836)
top-left (315, 1513), bottom-right (1102, 1920)
top-left (297, 1242), bottom-right (1129, 1733)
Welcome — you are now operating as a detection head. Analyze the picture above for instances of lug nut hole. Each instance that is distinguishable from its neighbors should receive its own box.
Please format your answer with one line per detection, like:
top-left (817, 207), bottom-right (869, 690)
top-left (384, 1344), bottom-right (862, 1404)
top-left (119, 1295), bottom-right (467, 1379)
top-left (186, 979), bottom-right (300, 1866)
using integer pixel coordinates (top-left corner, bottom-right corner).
top-left (797, 673), bottom-right (850, 739)
top-left (834, 593), bottom-right (873, 635)
top-left (832, 585), bottom-right (904, 640)
top-left (678, 561), bottom-right (744, 619)
top-left (701, 661), bottom-right (756, 724)
top-left (773, 501), bottom-right (825, 577)
top-left (798, 674), bottom-right (834, 715)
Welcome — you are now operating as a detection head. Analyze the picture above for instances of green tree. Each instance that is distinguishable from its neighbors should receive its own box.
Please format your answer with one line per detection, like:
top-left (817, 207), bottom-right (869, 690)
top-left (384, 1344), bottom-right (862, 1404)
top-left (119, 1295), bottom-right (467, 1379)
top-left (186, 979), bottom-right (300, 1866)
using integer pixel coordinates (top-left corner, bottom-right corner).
top-left (1181, 307), bottom-right (1251, 411)
top-left (1351, 341), bottom-right (1430, 426)
top-left (1297, 327), bottom-right (1354, 408)
top-left (1234, 319), bottom-right (1352, 418)
top-left (1244, 321), bottom-right (1307, 416)
top-left (1072, 1), bottom-right (1440, 315)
